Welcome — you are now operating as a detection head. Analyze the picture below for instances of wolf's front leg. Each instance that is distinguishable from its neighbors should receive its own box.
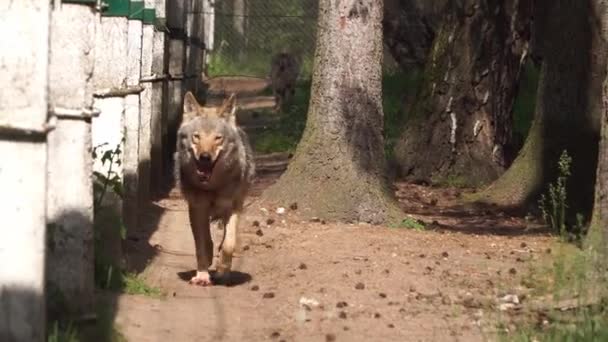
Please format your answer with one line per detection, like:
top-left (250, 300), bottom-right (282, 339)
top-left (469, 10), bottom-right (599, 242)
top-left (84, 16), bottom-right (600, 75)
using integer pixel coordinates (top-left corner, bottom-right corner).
top-left (216, 211), bottom-right (240, 277)
top-left (188, 204), bottom-right (214, 286)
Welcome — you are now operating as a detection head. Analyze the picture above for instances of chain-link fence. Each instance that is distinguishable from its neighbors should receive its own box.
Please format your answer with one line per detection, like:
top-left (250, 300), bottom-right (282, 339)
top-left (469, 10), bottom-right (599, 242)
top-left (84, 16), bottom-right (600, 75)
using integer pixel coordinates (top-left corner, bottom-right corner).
top-left (205, 0), bottom-right (318, 79)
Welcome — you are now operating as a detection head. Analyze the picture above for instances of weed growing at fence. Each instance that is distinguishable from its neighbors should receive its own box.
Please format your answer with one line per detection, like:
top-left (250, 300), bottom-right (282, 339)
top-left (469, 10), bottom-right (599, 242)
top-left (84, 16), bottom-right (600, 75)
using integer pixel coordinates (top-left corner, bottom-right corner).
top-left (91, 141), bottom-right (126, 291)
top-left (122, 272), bottom-right (165, 298)
top-left (47, 320), bottom-right (79, 342)
top-left (538, 150), bottom-right (573, 238)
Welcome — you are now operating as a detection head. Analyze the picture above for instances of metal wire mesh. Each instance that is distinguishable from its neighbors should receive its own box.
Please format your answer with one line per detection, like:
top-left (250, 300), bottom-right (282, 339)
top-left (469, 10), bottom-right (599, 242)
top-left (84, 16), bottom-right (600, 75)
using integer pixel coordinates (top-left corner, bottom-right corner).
top-left (205, 0), bottom-right (318, 79)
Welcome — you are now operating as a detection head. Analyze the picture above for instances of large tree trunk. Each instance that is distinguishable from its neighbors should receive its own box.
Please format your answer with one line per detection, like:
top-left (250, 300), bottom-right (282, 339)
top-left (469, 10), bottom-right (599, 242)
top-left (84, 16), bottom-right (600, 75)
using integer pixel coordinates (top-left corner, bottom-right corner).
top-left (383, 0), bottom-right (448, 68)
top-left (475, 0), bottom-right (606, 219)
top-left (588, 1), bottom-right (608, 257)
top-left (393, 0), bottom-right (532, 187)
top-left (262, 0), bottom-right (401, 224)
top-left (589, 80), bottom-right (608, 257)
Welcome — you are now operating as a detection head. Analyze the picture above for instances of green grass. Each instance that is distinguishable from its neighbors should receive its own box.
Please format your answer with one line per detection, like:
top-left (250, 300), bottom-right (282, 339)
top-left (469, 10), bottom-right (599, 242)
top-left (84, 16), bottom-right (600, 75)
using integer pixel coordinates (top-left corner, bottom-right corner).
top-left (502, 241), bottom-right (608, 342)
top-left (251, 69), bottom-right (424, 156)
top-left (48, 321), bottom-right (79, 342)
top-left (208, 51), bottom-right (314, 79)
top-left (252, 80), bottom-right (310, 153)
top-left (391, 217), bottom-right (426, 231)
top-left (122, 273), bottom-right (164, 298)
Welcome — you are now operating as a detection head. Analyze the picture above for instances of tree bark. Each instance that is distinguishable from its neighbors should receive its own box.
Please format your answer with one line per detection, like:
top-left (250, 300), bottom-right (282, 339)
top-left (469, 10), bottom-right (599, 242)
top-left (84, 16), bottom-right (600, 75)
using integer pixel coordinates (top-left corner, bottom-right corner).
top-left (262, 0), bottom-right (401, 224)
top-left (393, 0), bottom-right (532, 187)
top-left (588, 1), bottom-right (608, 257)
top-left (383, 0), bottom-right (448, 68)
top-left (476, 0), bottom-right (606, 218)
top-left (233, 0), bottom-right (247, 61)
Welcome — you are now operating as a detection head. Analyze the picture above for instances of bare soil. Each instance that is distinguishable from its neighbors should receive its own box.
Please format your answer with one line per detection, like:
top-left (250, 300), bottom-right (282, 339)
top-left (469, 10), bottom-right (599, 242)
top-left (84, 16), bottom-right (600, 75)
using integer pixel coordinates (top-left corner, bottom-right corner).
top-left (103, 94), bottom-right (555, 341)
top-left (110, 153), bottom-right (553, 342)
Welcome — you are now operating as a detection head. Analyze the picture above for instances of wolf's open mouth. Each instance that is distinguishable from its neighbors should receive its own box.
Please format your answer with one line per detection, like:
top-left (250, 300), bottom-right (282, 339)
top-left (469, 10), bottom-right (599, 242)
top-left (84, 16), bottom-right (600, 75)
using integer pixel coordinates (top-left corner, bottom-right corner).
top-left (194, 153), bottom-right (220, 182)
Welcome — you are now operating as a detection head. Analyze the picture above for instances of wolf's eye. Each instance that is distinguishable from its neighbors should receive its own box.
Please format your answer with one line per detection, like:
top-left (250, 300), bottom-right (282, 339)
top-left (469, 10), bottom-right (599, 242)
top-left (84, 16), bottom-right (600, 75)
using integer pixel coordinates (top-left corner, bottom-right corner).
top-left (215, 134), bottom-right (223, 141)
top-left (192, 133), bottom-right (200, 141)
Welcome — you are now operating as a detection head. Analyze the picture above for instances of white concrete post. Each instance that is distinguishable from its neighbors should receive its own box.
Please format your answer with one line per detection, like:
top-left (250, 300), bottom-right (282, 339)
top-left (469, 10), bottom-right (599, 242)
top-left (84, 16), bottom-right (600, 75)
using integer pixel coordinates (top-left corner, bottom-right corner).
top-left (139, 1), bottom-right (160, 201)
top-left (185, 0), bottom-right (196, 92)
top-left (0, 1), bottom-right (50, 341)
top-left (151, 0), bottom-right (167, 194)
top-left (92, 13), bottom-right (130, 268)
top-left (166, 0), bottom-right (188, 185)
top-left (203, 0), bottom-right (215, 66)
top-left (186, 0), bottom-right (204, 95)
top-left (46, 1), bottom-right (97, 318)
top-left (124, 7), bottom-right (144, 232)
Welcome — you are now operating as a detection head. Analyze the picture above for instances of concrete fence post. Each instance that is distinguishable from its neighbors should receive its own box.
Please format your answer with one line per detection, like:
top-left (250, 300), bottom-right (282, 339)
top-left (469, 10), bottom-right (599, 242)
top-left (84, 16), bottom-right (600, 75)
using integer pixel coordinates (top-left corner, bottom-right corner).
top-left (92, 3), bottom-right (130, 268)
top-left (202, 0), bottom-right (214, 67)
top-left (150, 0), bottom-right (167, 195)
top-left (123, 2), bottom-right (144, 232)
top-left (0, 1), bottom-right (50, 341)
top-left (139, 1), bottom-right (160, 200)
top-left (46, 0), bottom-right (98, 319)
top-left (187, 0), bottom-right (204, 97)
top-left (165, 0), bottom-right (188, 184)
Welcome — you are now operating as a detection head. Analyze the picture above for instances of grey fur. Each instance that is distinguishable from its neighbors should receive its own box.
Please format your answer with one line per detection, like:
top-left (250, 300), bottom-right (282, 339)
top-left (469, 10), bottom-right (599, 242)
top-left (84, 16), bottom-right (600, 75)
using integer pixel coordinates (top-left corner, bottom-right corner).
top-left (270, 52), bottom-right (300, 110)
top-left (175, 115), bottom-right (255, 220)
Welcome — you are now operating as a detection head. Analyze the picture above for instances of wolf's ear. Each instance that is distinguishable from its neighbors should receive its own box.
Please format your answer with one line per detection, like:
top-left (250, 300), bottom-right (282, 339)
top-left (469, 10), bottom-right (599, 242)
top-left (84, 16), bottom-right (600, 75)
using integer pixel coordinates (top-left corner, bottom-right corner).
top-left (219, 93), bottom-right (238, 125)
top-left (183, 91), bottom-right (200, 113)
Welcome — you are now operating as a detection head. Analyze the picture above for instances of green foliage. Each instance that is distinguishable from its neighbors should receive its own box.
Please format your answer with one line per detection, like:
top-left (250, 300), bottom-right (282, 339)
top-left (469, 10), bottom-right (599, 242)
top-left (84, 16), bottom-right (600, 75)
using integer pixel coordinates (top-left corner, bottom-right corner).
top-left (512, 62), bottom-right (540, 148)
top-left (506, 311), bottom-right (608, 342)
top-left (209, 0), bottom-right (316, 78)
top-left (506, 243), bottom-right (608, 342)
top-left (538, 150), bottom-right (573, 237)
top-left (392, 217), bottom-right (426, 231)
top-left (383, 68), bottom-right (424, 160)
top-left (91, 141), bottom-right (127, 291)
top-left (95, 264), bottom-right (164, 298)
top-left (48, 321), bottom-right (79, 342)
top-left (251, 70), bottom-right (423, 157)
top-left (73, 299), bottom-right (127, 342)
top-left (92, 142), bottom-right (124, 211)
top-left (252, 80), bottom-right (310, 153)
top-left (122, 272), bottom-right (164, 298)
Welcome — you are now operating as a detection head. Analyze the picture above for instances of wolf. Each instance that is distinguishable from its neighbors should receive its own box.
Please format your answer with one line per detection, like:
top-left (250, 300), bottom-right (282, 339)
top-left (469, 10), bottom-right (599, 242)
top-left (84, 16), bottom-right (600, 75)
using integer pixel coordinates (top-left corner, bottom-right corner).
top-left (175, 91), bottom-right (255, 286)
top-left (270, 52), bottom-right (300, 111)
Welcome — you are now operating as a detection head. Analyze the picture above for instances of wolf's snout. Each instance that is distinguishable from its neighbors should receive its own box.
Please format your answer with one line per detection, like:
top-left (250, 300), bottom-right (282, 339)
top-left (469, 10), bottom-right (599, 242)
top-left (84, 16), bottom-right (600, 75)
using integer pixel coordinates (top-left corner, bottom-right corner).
top-left (199, 152), bottom-right (212, 163)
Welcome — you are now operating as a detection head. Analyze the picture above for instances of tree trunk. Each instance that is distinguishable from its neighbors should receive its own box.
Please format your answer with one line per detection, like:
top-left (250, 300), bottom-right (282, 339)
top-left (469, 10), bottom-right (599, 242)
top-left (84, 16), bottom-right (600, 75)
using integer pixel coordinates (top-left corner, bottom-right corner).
top-left (262, 0), bottom-right (401, 224)
top-left (383, 0), bottom-right (448, 68)
top-left (233, 0), bottom-right (247, 61)
top-left (475, 0), bottom-right (606, 219)
top-left (393, 0), bottom-right (532, 187)
top-left (588, 1), bottom-right (608, 257)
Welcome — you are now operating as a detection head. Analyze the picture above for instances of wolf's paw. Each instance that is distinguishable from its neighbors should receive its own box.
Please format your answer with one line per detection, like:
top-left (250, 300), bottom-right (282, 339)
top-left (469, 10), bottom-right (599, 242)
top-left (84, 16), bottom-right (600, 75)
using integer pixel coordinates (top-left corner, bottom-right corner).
top-left (189, 271), bottom-right (213, 286)
top-left (215, 265), bottom-right (231, 278)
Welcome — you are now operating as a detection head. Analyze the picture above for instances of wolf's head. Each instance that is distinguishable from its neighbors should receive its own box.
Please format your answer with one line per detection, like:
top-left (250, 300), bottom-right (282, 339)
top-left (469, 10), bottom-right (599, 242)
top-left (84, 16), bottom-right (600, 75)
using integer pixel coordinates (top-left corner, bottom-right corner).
top-left (179, 91), bottom-right (239, 183)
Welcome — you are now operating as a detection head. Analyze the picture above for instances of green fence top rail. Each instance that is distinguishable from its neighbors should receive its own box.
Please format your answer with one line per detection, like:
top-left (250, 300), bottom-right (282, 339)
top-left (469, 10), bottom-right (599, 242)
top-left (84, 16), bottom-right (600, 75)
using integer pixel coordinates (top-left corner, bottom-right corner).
top-left (129, 1), bottom-right (144, 20)
top-left (102, 0), bottom-right (129, 16)
top-left (143, 8), bottom-right (156, 24)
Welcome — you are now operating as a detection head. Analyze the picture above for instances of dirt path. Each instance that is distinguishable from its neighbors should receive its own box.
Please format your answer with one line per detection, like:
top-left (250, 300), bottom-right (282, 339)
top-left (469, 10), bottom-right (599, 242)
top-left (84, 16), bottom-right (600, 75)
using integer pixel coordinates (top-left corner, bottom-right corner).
top-left (111, 159), bottom-right (553, 342)
top-left (108, 95), bottom-right (555, 341)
